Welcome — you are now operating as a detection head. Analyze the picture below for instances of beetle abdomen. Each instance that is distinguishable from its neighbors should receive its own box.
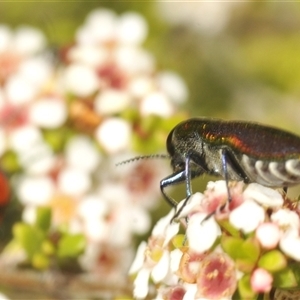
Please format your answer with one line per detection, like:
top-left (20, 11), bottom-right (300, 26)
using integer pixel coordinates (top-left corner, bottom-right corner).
top-left (242, 154), bottom-right (300, 187)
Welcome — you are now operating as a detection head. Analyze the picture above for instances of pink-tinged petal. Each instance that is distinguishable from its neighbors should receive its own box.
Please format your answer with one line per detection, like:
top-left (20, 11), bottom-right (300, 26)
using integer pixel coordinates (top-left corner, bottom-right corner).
top-left (244, 183), bottom-right (283, 207)
top-left (271, 209), bottom-right (300, 230)
top-left (229, 200), bottom-right (265, 233)
top-left (251, 268), bottom-right (273, 293)
top-left (0, 128), bottom-right (7, 156)
top-left (177, 251), bottom-right (205, 284)
top-left (255, 222), bottom-right (280, 249)
top-left (151, 250), bottom-right (170, 283)
top-left (133, 268), bottom-right (151, 299)
top-left (187, 213), bottom-right (221, 253)
top-left (175, 192), bottom-right (204, 219)
top-left (129, 241), bottom-right (147, 274)
top-left (279, 229), bottom-right (300, 261)
top-left (196, 252), bottom-right (237, 299)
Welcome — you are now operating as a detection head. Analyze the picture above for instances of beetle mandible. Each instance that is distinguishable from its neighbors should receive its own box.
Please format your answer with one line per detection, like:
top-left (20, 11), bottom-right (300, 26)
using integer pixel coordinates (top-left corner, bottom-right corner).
top-left (160, 117), bottom-right (300, 214)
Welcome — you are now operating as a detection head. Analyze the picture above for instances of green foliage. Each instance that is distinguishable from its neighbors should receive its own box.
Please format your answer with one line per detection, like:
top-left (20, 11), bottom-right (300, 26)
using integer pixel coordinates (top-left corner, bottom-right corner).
top-left (9, 207), bottom-right (86, 271)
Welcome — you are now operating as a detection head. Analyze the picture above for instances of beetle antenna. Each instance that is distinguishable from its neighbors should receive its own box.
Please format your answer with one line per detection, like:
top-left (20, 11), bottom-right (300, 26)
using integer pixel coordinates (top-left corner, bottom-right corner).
top-left (116, 154), bottom-right (170, 166)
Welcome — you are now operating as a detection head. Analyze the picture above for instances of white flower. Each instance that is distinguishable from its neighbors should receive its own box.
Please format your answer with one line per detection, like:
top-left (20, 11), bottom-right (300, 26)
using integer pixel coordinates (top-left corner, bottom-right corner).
top-left (65, 135), bottom-right (101, 173)
top-left (243, 183), bottom-right (284, 207)
top-left (229, 200), bottom-right (265, 233)
top-left (187, 212), bottom-right (221, 253)
top-left (9, 125), bottom-right (42, 153)
top-left (175, 192), bottom-right (204, 219)
top-left (13, 26), bottom-right (46, 55)
top-left (76, 9), bottom-right (117, 45)
top-left (157, 71), bottom-right (188, 104)
top-left (117, 12), bottom-right (148, 45)
top-left (95, 118), bottom-right (132, 154)
top-left (94, 89), bottom-right (131, 115)
top-left (29, 97), bottom-right (67, 128)
top-left (67, 44), bottom-right (109, 67)
top-left (271, 209), bottom-right (300, 230)
top-left (115, 46), bottom-right (155, 75)
top-left (63, 63), bottom-right (99, 97)
top-left (279, 229), bottom-right (300, 261)
top-left (57, 167), bottom-right (92, 196)
top-left (140, 91), bottom-right (174, 117)
top-left (5, 74), bottom-right (37, 105)
top-left (17, 175), bottom-right (55, 206)
top-left (128, 76), bottom-right (154, 98)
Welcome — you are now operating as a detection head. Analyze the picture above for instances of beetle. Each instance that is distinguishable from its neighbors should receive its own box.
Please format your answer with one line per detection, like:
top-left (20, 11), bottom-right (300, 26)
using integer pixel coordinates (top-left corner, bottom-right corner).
top-left (160, 117), bottom-right (300, 215)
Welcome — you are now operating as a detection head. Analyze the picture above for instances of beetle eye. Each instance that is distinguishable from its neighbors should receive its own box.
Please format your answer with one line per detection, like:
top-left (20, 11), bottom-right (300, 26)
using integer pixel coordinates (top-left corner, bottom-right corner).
top-left (166, 128), bottom-right (175, 156)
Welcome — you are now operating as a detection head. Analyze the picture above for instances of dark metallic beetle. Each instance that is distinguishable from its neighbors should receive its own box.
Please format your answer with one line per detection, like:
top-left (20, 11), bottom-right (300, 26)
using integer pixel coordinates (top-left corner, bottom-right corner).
top-left (160, 117), bottom-right (300, 209)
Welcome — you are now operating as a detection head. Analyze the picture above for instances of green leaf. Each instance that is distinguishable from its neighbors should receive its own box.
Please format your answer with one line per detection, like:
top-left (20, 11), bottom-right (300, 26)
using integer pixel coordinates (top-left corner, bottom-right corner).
top-left (273, 267), bottom-right (298, 288)
top-left (258, 250), bottom-right (287, 272)
top-left (35, 207), bottom-right (52, 232)
top-left (57, 234), bottom-right (86, 258)
top-left (13, 223), bottom-right (45, 258)
top-left (221, 236), bottom-right (244, 259)
top-left (221, 236), bottom-right (260, 273)
top-left (32, 252), bottom-right (50, 270)
top-left (237, 274), bottom-right (258, 300)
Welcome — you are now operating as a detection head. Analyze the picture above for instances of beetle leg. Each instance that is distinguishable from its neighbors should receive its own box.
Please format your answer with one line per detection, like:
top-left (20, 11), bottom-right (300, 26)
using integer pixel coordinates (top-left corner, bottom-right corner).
top-left (221, 148), bottom-right (232, 205)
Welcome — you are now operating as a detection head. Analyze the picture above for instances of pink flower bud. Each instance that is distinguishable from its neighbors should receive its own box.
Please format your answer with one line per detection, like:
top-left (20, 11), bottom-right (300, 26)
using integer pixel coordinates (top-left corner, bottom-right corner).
top-left (251, 268), bottom-right (273, 293)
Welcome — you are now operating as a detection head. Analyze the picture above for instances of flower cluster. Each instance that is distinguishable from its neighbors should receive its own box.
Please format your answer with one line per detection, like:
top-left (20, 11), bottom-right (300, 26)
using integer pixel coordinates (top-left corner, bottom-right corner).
top-left (0, 8), bottom-right (187, 284)
top-left (130, 180), bottom-right (300, 299)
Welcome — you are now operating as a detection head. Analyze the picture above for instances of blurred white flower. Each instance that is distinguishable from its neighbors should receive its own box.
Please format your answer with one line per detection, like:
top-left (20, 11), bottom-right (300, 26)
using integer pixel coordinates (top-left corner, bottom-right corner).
top-left (94, 89), bottom-right (131, 115)
top-left (140, 91), bottom-right (174, 117)
top-left (58, 167), bottom-right (92, 196)
top-left (63, 63), bottom-right (99, 97)
top-left (13, 26), bottom-right (46, 55)
top-left (157, 71), bottom-right (188, 104)
top-left (117, 12), bottom-right (148, 45)
top-left (229, 200), bottom-right (265, 233)
top-left (29, 96), bottom-right (67, 128)
top-left (17, 175), bottom-right (55, 206)
top-left (95, 118), bottom-right (132, 154)
top-left (65, 135), bottom-right (101, 173)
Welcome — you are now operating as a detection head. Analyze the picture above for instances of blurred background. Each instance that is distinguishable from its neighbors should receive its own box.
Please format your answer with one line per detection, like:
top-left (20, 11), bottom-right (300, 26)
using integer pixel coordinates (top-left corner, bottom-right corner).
top-left (0, 1), bottom-right (300, 299)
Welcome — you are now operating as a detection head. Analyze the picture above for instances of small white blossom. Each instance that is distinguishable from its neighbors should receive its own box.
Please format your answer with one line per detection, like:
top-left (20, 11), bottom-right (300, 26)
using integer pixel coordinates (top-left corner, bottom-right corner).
top-left (63, 63), bottom-right (99, 97)
top-left (17, 175), bottom-right (54, 206)
top-left (95, 118), bottom-right (132, 154)
top-left (117, 12), bottom-right (148, 45)
top-left (94, 89), bottom-right (131, 115)
top-left (187, 212), bottom-right (221, 253)
top-left (58, 167), bottom-right (91, 196)
top-left (29, 97), bottom-right (67, 128)
top-left (229, 200), bottom-right (265, 233)
top-left (271, 209), bottom-right (300, 230)
top-left (65, 135), bottom-right (101, 173)
top-left (244, 183), bottom-right (283, 207)
top-left (157, 71), bottom-right (188, 104)
top-left (140, 92), bottom-right (173, 117)
top-left (280, 229), bottom-right (300, 261)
